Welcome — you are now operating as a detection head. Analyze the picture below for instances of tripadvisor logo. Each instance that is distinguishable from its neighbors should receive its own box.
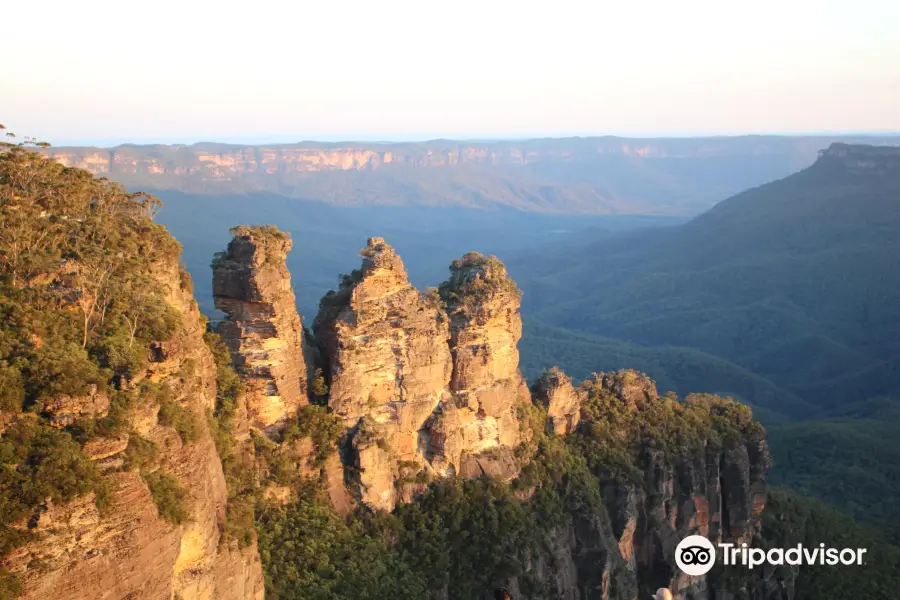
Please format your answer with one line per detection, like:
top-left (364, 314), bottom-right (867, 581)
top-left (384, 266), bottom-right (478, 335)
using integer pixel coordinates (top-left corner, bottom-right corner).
top-left (676, 535), bottom-right (716, 576)
top-left (675, 535), bottom-right (868, 576)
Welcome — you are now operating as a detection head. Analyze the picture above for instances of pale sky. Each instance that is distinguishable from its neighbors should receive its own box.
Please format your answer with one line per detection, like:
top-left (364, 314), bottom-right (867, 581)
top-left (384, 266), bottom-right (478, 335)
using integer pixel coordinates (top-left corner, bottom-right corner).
top-left (3, 0), bottom-right (899, 145)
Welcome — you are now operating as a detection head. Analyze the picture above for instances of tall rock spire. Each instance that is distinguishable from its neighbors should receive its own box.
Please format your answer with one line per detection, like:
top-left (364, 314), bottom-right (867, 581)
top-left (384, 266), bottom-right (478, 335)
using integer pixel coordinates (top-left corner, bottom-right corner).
top-left (428, 252), bottom-right (527, 479)
top-left (314, 237), bottom-right (452, 510)
top-left (212, 225), bottom-right (309, 436)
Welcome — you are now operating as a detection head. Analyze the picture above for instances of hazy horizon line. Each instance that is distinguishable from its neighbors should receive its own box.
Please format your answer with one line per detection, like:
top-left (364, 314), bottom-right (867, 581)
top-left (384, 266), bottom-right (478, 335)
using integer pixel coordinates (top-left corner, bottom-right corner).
top-left (46, 130), bottom-right (900, 148)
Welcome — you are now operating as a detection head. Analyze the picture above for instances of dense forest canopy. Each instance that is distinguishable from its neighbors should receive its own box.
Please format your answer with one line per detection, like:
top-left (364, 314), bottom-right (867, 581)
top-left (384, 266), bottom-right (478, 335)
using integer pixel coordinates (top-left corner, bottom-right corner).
top-left (511, 149), bottom-right (900, 416)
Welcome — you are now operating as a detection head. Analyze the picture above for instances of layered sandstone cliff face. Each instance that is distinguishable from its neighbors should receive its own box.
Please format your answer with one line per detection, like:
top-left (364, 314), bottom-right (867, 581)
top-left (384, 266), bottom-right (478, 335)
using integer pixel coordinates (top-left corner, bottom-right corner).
top-left (5, 260), bottom-right (263, 600)
top-left (212, 226), bottom-right (309, 436)
top-left (45, 139), bottom-right (898, 181)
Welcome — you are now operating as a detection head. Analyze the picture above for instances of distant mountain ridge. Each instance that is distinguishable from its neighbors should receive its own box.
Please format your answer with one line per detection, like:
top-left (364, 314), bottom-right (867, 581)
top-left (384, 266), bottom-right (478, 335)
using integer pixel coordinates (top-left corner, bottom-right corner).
top-left (512, 142), bottom-right (900, 416)
top-left (43, 135), bottom-right (900, 215)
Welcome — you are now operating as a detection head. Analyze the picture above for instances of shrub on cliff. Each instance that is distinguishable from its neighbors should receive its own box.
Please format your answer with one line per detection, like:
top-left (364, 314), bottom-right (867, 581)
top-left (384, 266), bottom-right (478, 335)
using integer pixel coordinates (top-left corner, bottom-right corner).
top-left (141, 469), bottom-right (189, 525)
top-left (157, 399), bottom-right (199, 444)
top-left (0, 418), bottom-right (106, 555)
top-left (283, 406), bottom-right (343, 466)
top-left (122, 433), bottom-right (159, 472)
top-left (211, 225), bottom-right (291, 269)
top-left (310, 368), bottom-right (329, 403)
top-left (203, 331), bottom-right (244, 421)
top-left (439, 252), bottom-right (521, 312)
top-left (0, 363), bottom-right (24, 413)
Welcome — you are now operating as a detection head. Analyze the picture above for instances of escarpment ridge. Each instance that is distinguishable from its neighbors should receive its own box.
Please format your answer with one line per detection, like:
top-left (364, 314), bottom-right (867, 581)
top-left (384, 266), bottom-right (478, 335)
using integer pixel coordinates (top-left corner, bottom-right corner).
top-left (308, 239), bottom-right (527, 510)
top-left (41, 137), bottom-right (900, 215)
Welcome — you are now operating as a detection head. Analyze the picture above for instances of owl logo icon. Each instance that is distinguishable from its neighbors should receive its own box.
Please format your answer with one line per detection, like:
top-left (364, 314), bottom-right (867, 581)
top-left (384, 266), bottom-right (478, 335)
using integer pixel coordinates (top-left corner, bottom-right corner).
top-left (675, 535), bottom-right (716, 576)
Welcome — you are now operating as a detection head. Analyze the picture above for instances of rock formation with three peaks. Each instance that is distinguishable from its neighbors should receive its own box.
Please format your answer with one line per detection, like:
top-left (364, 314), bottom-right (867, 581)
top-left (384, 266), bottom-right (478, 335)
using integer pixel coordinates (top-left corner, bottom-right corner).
top-left (310, 239), bottom-right (527, 509)
top-left (208, 230), bottom-right (777, 598)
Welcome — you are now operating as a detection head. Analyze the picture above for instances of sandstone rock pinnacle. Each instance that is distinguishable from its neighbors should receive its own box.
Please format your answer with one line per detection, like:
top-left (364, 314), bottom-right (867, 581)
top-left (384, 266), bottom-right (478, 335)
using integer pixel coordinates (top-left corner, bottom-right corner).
top-left (314, 237), bottom-right (452, 510)
top-left (428, 252), bottom-right (527, 479)
top-left (313, 243), bottom-right (532, 509)
top-left (213, 225), bottom-right (309, 435)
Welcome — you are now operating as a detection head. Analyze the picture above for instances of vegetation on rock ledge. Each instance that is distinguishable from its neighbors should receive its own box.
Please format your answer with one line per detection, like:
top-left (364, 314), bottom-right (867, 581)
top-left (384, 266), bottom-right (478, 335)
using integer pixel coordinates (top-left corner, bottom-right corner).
top-left (439, 252), bottom-right (521, 312)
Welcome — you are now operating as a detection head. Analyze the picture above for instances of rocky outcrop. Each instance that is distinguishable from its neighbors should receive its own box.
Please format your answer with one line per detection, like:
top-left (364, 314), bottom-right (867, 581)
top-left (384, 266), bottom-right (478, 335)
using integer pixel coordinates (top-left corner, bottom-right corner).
top-left (817, 142), bottom-right (900, 174)
top-left (503, 374), bottom-right (774, 600)
top-left (314, 237), bottom-right (453, 510)
top-left (6, 259), bottom-right (263, 599)
top-left (599, 370), bottom-right (659, 408)
top-left (428, 252), bottom-right (525, 479)
top-left (532, 367), bottom-right (582, 436)
top-left (213, 225), bottom-right (309, 435)
top-left (351, 418), bottom-right (401, 511)
top-left (314, 242), bottom-right (530, 509)
top-left (323, 452), bottom-right (353, 515)
top-left (606, 437), bottom-right (771, 599)
top-left (35, 385), bottom-right (109, 428)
